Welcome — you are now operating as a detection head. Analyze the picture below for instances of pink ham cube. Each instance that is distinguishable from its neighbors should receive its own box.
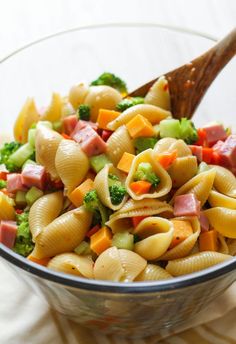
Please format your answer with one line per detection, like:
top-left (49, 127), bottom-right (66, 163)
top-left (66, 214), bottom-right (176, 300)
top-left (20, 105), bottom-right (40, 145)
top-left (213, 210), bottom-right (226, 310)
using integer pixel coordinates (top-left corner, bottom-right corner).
top-left (62, 115), bottom-right (78, 135)
top-left (7, 174), bottom-right (26, 193)
top-left (173, 193), bottom-right (200, 217)
top-left (0, 221), bottom-right (17, 249)
top-left (213, 135), bottom-right (236, 168)
top-left (21, 164), bottom-right (46, 190)
top-left (199, 212), bottom-right (209, 232)
top-left (71, 120), bottom-right (98, 137)
top-left (203, 124), bottom-right (227, 146)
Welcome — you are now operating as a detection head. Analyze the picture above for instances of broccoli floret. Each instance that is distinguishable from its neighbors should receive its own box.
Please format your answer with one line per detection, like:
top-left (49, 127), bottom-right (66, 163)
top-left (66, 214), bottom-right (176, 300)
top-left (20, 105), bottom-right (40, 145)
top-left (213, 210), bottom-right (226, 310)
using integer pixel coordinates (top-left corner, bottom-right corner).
top-left (179, 118), bottom-right (198, 144)
top-left (134, 162), bottom-right (160, 187)
top-left (0, 141), bottom-right (21, 172)
top-left (13, 211), bottom-right (34, 257)
top-left (134, 137), bottom-right (158, 154)
top-left (0, 180), bottom-right (6, 189)
top-left (116, 97), bottom-right (144, 111)
top-left (83, 190), bottom-right (109, 226)
top-left (109, 184), bottom-right (126, 205)
top-left (77, 104), bottom-right (90, 121)
top-left (90, 72), bottom-right (127, 94)
top-left (108, 174), bottom-right (119, 181)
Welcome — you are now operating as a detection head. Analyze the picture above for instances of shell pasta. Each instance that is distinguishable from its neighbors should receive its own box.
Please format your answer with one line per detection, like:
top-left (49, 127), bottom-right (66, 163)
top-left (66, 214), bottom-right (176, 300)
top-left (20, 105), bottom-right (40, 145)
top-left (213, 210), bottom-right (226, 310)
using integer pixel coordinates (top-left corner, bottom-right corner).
top-left (0, 72), bottom-right (235, 283)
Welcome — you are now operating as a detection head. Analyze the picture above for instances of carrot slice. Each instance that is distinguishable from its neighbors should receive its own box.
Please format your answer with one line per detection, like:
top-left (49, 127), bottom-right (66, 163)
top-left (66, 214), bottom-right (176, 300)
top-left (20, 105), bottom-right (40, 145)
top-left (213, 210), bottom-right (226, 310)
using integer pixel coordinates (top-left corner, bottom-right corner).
top-left (130, 181), bottom-right (152, 195)
top-left (202, 147), bottom-right (213, 164)
top-left (132, 216), bottom-right (148, 228)
top-left (27, 255), bottom-right (51, 266)
top-left (199, 230), bottom-right (218, 252)
top-left (195, 128), bottom-right (207, 146)
top-left (61, 133), bottom-right (73, 140)
top-left (86, 224), bottom-right (101, 238)
top-left (156, 150), bottom-right (177, 169)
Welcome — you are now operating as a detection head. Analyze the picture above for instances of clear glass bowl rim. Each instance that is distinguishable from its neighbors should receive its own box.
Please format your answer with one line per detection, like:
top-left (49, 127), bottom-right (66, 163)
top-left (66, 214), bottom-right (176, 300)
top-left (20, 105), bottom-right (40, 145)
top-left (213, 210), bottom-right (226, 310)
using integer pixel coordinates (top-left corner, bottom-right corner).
top-left (0, 22), bottom-right (235, 294)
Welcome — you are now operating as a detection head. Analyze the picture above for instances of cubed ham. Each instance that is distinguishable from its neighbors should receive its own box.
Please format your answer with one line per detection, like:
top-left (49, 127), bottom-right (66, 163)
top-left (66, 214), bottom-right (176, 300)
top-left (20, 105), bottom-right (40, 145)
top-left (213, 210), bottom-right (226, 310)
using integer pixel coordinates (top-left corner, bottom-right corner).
top-left (62, 115), bottom-right (78, 135)
top-left (0, 220), bottom-right (17, 249)
top-left (213, 135), bottom-right (236, 168)
top-left (173, 193), bottom-right (200, 217)
top-left (71, 120), bottom-right (98, 137)
top-left (203, 124), bottom-right (227, 146)
top-left (7, 174), bottom-right (26, 193)
top-left (101, 130), bottom-right (113, 142)
top-left (73, 125), bottom-right (107, 157)
top-left (199, 212), bottom-right (209, 232)
top-left (189, 145), bottom-right (202, 162)
top-left (21, 164), bottom-right (46, 190)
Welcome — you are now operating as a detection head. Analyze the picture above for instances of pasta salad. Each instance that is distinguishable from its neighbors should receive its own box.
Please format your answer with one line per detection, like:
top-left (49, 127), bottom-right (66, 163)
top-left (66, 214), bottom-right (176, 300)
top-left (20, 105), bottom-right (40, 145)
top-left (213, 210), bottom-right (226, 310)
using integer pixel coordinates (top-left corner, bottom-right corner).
top-left (0, 72), bottom-right (235, 282)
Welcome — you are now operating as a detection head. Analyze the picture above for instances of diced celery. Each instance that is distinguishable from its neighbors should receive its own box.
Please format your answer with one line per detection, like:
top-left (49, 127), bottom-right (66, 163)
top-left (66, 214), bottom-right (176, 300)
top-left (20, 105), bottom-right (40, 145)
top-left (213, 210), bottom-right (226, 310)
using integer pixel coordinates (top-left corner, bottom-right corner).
top-left (8, 143), bottom-right (34, 168)
top-left (52, 121), bottom-right (63, 133)
top-left (74, 241), bottom-right (91, 255)
top-left (159, 119), bottom-right (181, 139)
top-left (134, 137), bottom-right (158, 154)
top-left (26, 187), bottom-right (43, 206)
top-left (90, 154), bottom-right (111, 173)
top-left (153, 124), bottom-right (160, 137)
top-left (36, 121), bottom-right (53, 129)
top-left (198, 162), bottom-right (210, 174)
top-left (15, 191), bottom-right (27, 207)
top-left (28, 128), bottom-right (36, 147)
top-left (112, 232), bottom-right (134, 250)
top-left (22, 159), bottom-right (37, 170)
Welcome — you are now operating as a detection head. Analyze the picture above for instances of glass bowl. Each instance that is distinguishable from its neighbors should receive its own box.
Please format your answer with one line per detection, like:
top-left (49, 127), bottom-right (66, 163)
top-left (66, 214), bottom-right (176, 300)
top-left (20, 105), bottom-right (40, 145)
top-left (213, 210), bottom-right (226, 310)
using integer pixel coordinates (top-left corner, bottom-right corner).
top-left (0, 23), bottom-right (236, 339)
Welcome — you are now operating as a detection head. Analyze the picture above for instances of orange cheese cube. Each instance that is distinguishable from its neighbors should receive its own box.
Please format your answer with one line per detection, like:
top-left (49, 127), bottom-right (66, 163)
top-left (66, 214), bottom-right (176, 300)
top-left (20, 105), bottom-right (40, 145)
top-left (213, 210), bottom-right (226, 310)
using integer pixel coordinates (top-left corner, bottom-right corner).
top-left (97, 109), bottom-right (120, 130)
top-left (68, 179), bottom-right (94, 207)
top-left (169, 220), bottom-right (193, 249)
top-left (117, 152), bottom-right (135, 173)
top-left (199, 230), bottom-right (218, 252)
top-left (90, 226), bottom-right (112, 255)
top-left (126, 114), bottom-right (155, 138)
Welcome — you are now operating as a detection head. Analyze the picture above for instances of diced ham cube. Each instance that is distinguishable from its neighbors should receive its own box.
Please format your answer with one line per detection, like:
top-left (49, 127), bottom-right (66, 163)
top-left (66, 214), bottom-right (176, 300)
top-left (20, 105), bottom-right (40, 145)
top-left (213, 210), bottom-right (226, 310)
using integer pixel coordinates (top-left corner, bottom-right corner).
top-left (71, 120), bottom-right (98, 137)
top-left (199, 212), bottom-right (209, 232)
top-left (189, 145), bottom-right (202, 162)
top-left (7, 174), bottom-right (26, 193)
top-left (101, 130), bottom-right (113, 142)
top-left (73, 125), bottom-right (107, 157)
top-left (62, 115), bottom-right (78, 135)
top-left (0, 220), bottom-right (17, 249)
top-left (203, 124), bottom-right (227, 146)
top-left (21, 164), bottom-right (46, 190)
top-left (173, 193), bottom-right (200, 217)
top-left (213, 135), bottom-right (236, 168)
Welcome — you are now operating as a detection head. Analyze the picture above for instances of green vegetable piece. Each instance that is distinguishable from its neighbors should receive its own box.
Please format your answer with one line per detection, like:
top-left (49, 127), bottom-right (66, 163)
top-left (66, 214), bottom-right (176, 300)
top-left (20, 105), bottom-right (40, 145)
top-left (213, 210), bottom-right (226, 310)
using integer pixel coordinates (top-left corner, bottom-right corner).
top-left (134, 137), bottom-right (158, 154)
top-left (159, 119), bottom-right (181, 139)
top-left (0, 141), bottom-right (21, 172)
top-left (26, 186), bottom-right (43, 206)
top-left (8, 143), bottom-right (34, 168)
top-left (116, 97), bottom-right (144, 111)
top-left (74, 241), bottom-right (91, 255)
top-left (89, 154), bottom-right (111, 173)
top-left (15, 191), bottom-right (27, 207)
top-left (36, 121), bottom-right (53, 129)
top-left (90, 72), bottom-right (127, 93)
top-left (52, 121), bottom-right (63, 133)
top-left (109, 185), bottom-right (126, 205)
top-left (0, 180), bottom-right (6, 189)
top-left (133, 162), bottom-right (160, 187)
top-left (198, 162), bottom-right (210, 174)
top-left (179, 118), bottom-right (198, 144)
top-left (153, 124), bottom-right (160, 137)
top-left (83, 190), bottom-right (109, 226)
top-left (13, 212), bottom-right (34, 257)
top-left (28, 128), bottom-right (36, 147)
top-left (22, 159), bottom-right (37, 170)
top-left (112, 232), bottom-right (134, 250)
top-left (77, 104), bottom-right (90, 121)
top-left (133, 234), bottom-right (140, 243)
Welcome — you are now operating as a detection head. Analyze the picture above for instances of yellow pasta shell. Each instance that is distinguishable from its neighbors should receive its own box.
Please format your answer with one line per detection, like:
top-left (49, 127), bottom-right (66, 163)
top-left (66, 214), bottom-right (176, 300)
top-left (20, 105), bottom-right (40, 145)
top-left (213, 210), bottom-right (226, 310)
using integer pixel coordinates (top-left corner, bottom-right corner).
top-left (227, 239), bottom-right (236, 256)
top-left (14, 98), bottom-right (39, 143)
top-left (209, 165), bottom-right (236, 198)
top-left (153, 138), bottom-right (192, 157)
top-left (94, 163), bottom-right (127, 210)
top-left (0, 193), bottom-right (15, 221)
top-left (160, 216), bottom-right (201, 260)
top-left (40, 93), bottom-right (63, 122)
top-left (135, 264), bottom-right (173, 281)
top-left (68, 83), bottom-right (89, 109)
top-left (170, 169), bottom-right (216, 206)
top-left (204, 207), bottom-right (236, 238)
top-left (208, 190), bottom-right (236, 209)
top-left (106, 125), bottom-right (135, 166)
top-left (166, 252), bottom-right (232, 276)
top-left (55, 139), bottom-right (89, 194)
top-left (217, 234), bottom-right (229, 254)
top-left (31, 207), bottom-right (92, 259)
top-left (108, 104), bottom-right (171, 131)
top-left (168, 156), bottom-right (198, 188)
top-left (35, 125), bottom-right (62, 180)
top-left (144, 76), bottom-right (171, 110)
top-left (29, 191), bottom-right (64, 242)
top-left (118, 249), bottom-right (147, 282)
top-left (47, 253), bottom-right (94, 278)
top-left (133, 217), bottom-right (174, 260)
top-left (106, 199), bottom-right (173, 233)
top-left (84, 86), bottom-right (122, 122)
top-left (126, 149), bottom-right (172, 200)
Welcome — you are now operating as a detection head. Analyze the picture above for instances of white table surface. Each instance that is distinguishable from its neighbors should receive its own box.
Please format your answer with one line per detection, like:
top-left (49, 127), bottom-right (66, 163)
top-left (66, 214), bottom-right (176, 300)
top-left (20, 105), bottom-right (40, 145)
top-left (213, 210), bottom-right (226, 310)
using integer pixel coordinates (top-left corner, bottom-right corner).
top-left (0, 1), bottom-right (236, 343)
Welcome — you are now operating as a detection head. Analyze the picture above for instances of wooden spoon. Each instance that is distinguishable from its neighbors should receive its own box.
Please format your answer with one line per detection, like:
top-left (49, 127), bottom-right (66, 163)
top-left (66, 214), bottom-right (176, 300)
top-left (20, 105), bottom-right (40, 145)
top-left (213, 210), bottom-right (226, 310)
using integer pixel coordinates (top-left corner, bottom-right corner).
top-left (128, 28), bottom-right (236, 119)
